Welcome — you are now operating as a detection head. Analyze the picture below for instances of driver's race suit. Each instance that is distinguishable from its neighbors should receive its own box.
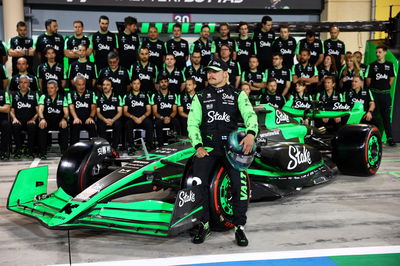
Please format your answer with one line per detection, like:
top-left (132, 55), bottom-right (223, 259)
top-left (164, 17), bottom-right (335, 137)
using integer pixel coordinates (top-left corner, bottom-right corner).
top-left (188, 84), bottom-right (258, 226)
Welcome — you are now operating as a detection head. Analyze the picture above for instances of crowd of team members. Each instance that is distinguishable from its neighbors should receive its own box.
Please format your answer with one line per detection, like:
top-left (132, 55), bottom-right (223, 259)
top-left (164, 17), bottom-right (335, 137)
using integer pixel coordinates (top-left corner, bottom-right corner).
top-left (0, 15), bottom-right (397, 160)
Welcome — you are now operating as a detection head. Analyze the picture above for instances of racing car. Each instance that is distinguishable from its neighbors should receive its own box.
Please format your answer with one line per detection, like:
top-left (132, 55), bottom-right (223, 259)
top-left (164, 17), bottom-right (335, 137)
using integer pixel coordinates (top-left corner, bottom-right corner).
top-left (7, 101), bottom-right (382, 236)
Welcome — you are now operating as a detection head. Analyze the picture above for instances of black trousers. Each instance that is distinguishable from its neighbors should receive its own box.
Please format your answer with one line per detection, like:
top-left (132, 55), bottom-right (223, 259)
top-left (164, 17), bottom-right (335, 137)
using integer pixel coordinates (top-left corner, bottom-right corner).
top-left (191, 148), bottom-right (248, 226)
top-left (372, 92), bottom-right (393, 139)
top-left (179, 116), bottom-right (188, 137)
top-left (97, 119), bottom-right (122, 149)
top-left (125, 117), bottom-right (154, 147)
top-left (70, 123), bottom-right (97, 145)
top-left (0, 119), bottom-right (11, 153)
top-left (12, 120), bottom-right (37, 152)
top-left (154, 117), bottom-right (180, 145)
top-left (38, 119), bottom-right (68, 154)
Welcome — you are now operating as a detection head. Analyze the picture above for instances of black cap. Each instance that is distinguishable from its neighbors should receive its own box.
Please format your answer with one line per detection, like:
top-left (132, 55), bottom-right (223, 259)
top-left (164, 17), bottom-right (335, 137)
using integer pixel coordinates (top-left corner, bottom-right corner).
top-left (206, 58), bottom-right (228, 71)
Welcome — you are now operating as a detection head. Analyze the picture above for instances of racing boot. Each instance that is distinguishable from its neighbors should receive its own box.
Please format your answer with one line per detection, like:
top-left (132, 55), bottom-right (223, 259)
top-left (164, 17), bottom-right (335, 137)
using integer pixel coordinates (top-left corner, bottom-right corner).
top-left (192, 222), bottom-right (210, 244)
top-left (235, 225), bottom-right (248, 247)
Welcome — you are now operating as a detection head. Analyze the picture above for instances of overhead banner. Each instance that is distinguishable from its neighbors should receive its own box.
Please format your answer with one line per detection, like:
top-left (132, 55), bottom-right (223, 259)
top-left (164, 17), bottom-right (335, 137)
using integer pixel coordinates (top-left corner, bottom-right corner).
top-left (26, 0), bottom-right (323, 11)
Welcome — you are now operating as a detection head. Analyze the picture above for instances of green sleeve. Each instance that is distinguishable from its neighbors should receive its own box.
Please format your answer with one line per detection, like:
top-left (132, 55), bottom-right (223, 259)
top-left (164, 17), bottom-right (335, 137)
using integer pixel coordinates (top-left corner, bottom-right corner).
top-left (241, 71), bottom-right (246, 82)
top-left (63, 97), bottom-right (68, 107)
top-left (2, 65), bottom-right (8, 79)
top-left (315, 93), bottom-right (321, 101)
top-left (154, 65), bottom-right (159, 83)
top-left (265, 69), bottom-right (269, 80)
top-left (187, 94), bottom-right (203, 148)
top-left (38, 94), bottom-right (45, 105)
top-left (339, 65), bottom-right (345, 78)
top-left (2, 41), bottom-right (8, 54)
top-left (262, 70), bottom-right (267, 82)
top-left (291, 65), bottom-right (296, 76)
top-left (189, 43), bottom-right (194, 54)
top-left (119, 95), bottom-right (124, 106)
top-left (313, 66), bottom-right (318, 76)
top-left (175, 94), bottom-right (179, 105)
top-left (114, 33), bottom-right (119, 49)
top-left (369, 90), bottom-right (374, 101)
top-left (32, 36), bottom-right (37, 49)
top-left (238, 91), bottom-right (258, 136)
top-left (122, 95), bottom-right (126, 106)
top-left (88, 36), bottom-right (94, 49)
top-left (295, 41), bottom-right (300, 55)
top-left (67, 93), bottom-right (72, 105)
top-left (321, 40), bottom-right (325, 54)
top-left (5, 91), bottom-right (10, 105)
top-left (92, 92), bottom-right (96, 104)
top-left (34, 77), bottom-right (40, 92)
top-left (64, 36), bottom-right (69, 49)
top-left (234, 40), bottom-right (239, 52)
top-left (237, 62), bottom-right (242, 76)
top-left (253, 42), bottom-right (257, 55)
top-left (211, 41), bottom-right (216, 53)
top-left (365, 65), bottom-right (370, 78)
top-left (288, 69), bottom-right (293, 82)
top-left (149, 94), bottom-right (155, 105)
top-left (182, 71), bottom-right (186, 82)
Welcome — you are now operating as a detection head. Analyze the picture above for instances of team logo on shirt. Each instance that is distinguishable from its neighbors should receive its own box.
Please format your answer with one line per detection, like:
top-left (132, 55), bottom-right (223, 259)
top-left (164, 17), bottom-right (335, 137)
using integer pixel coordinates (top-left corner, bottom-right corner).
top-left (259, 41), bottom-right (271, 47)
top-left (102, 104), bottom-right (116, 111)
top-left (376, 73), bottom-right (388, 80)
top-left (207, 111), bottom-right (231, 123)
top-left (332, 102), bottom-right (350, 110)
top-left (131, 100), bottom-right (144, 107)
top-left (47, 107), bottom-right (61, 114)
top-left (45, 73), bottom-right (59, 80)
top-left (17, 102), bottom-right (32, 109)
top-left (160, 102), bottom-right (172, 109)
top-left (75, 101), bottom-right (89, 108)
top-left (98, 44), bottom-right (110, 51)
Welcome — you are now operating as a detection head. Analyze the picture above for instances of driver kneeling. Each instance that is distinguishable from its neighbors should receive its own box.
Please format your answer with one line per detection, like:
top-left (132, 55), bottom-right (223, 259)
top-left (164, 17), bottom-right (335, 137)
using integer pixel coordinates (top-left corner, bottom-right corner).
top-left (188, 59), bottom-right (258, 246)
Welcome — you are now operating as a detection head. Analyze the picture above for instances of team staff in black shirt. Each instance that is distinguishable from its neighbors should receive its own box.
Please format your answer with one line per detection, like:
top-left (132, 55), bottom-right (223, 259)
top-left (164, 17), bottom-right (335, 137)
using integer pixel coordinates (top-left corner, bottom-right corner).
top-left (8, 21), bottom-right (35, 75)
top-left (345, 75), bottom-right (375, 124)
top-left (178, 78), bottom-right (196, 136)
top-left (190, 25), bottom-right (212, 67)
top-left (0, 89), bottom-right (11, 160)
top-left (141, 26), bottom-right (165, 71)
top-left (68, 45), bottom-right (97, 91)
top-left (35, 19), bottom-right (65, 65)
top-left (165, 23), bottom-right (189, 71)
top-left (253, 15), bottom-right (275, 71)
top-left (64, 20), bottom-right (92, 66)
top-left (37, 47), bottom-right (66, 94)
top-left (184, 51), bottom-right (207, 91)
top-left (10, 57), bottom-right (39, 92)
top-left (118, 16), bottom-right (140, 69)
top-left (130, 47), bottom-right (158, 94)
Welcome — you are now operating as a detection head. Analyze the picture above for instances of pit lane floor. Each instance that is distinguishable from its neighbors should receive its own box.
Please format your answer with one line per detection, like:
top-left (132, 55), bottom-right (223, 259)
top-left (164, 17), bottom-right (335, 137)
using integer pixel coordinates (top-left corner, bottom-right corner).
top-left (0, 145), bottom-right (400, 265)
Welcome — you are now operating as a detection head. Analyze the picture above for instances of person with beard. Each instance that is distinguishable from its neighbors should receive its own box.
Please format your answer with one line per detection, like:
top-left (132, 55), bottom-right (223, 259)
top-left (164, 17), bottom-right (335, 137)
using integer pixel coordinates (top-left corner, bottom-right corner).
top-left (165, 23), bottom-right (189, 71)
top-left (68, 44), bottom-right (97, 91)
top-left (292, 48), bottom-right (318, 95)
top-left (260, 78), bottom-right (285, 108)
top-left (212, 23), bottom-right (238, 60)
top-left (35, 19), bottom-right (65, 65)
top-left (183, 51), bottom-right (207, 91)
top-left (266, 53), bottom-right (292, 97)
top-left (178, 78), bottom-right (196, 136)
top-left (130, 47), bottom-right (158, 94)
top-left (140, 26), bottom-right (166, 71)
top-left (118, 16), bottom-right (140, 69)
top-left (295, 30), bottom-right (324, 67)
top-left (159, 54), bottom-right (186, 94)
top-left (220, 44), bottom-right (241, 89)
top-left (253, 16), bottom-right (275, 71)
top-left (324, 25), bottom-right (346, 71)
top-left (241, 56), bottom-right (267, 105)
top-left (190, 25), bottom-right (213, 67)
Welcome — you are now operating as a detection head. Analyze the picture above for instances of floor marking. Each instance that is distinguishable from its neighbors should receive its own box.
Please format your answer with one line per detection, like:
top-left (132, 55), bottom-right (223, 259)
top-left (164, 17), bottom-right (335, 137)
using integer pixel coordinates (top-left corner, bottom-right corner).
top-left (29, 158), bottom-right (41, 168)
top-left (53, 246), bottom-right (400, 266)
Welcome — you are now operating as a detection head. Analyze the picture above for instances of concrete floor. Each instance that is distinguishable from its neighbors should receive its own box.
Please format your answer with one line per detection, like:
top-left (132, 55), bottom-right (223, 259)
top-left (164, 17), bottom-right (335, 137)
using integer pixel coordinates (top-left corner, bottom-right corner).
top-left (1, 145), bottom-right (400, 265)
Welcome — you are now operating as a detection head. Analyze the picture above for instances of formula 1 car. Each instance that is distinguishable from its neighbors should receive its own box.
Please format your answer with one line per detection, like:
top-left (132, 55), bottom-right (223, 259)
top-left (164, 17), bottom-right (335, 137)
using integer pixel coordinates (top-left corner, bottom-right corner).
top-left (7, 101), bottom-right (382, 236)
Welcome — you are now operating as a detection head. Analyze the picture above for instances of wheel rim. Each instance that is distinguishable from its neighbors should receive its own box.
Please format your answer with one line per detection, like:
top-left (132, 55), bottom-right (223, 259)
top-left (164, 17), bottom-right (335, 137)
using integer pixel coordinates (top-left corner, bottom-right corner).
top-left (368, 135), bottom-right (380, 166)
top-left (219, 173), bottom-right (233, 216)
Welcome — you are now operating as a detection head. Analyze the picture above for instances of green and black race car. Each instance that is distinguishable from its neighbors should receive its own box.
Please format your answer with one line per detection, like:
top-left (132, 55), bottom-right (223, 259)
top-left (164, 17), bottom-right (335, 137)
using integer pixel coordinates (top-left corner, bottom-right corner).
top-left (7, 101), bottom-right (382, 236)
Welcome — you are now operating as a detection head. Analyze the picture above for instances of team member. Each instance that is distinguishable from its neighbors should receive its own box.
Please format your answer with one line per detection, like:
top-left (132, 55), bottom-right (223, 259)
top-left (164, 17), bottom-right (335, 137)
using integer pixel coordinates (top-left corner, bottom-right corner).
top-left (0, 39), bottom-right (7, 64)
top-left (260, 78), bottom-right (286, 108)
top-left (97, 52), bottom-right (131, 97)
top-left (64, 20), bottom-right (92, 66)
top-left (240, 83), bottom-right (251, 97)
top-left (288, 80), bottom-right (313, 111)
top-left (160, 54), bottom-right (186, 94)
top-left (292, 48), bottom-right (318, 95)
top-left (253, 15), bottom-right (275, 71)
top-left (118, 16), bottom-right (140, 69)
top-left (241, 56), bottom-right (267, 105)
top-left (37, 81), bottom-right (69, 159)
top-left (8, 21), bottom-right (35, 75)
top-left (366, 45), bottom-right (396, 146)
top-left (96, 79), bottom-right (123, 150)
top-left (68, 44), bottom-right (97, 91)
top-left (10, 76), bottom-right (38, 158)
top-left (165, 23), bottom-right (189, 71)
top-left (212, 23), bottom-right (238, 60)
top-left (178, 78), bottom-right (196, 136)
top-left (272, 24), bottom-right (297, 69)
top-left (345, 76), bottom-right (375, 124)
top-left (0, 88), bottom-right (11, 160)
top-left (130, 47), bottom-right (158, 94)
top-left (91, 15), bottom-right (118, 71)
top-left (317, 54), bottom-right (338, 88)
top-left (184, 52), bottom-right (207, 91)
top-left (124, 78), bottom-right (154, 155)
top-left (0, 63), bottom-right (9, 90)
top-left (141, 26), bottom-right (165, 71)
top-left (339, 56), bottom-right (363, 93)
top-left (324, 25), bottom-right (346, 70)
top-left (296, 30), bottom-right (324, 67)
top-left (35, 19), bottom-right (64, 64)
top-left (236, 21), bottom-right (254, 72)
top-left (151, 74), bottom-right (180, 147)
top-left (266, 53), bottom-right (292, 97)
top-left (353, 51), bottom-right (368, 75)
top-left (190, 25), bottom-right (212, 67)
top-left (220, 44), bottom-right (241, 89)
top-left (188, 58), bottom-right (258, 246)
top-left (68, 76), bottom-right (97, 145)
top-left (9, 57), bottom-right (39, 92)
top-left (37, 47), bottom-right (66, 94)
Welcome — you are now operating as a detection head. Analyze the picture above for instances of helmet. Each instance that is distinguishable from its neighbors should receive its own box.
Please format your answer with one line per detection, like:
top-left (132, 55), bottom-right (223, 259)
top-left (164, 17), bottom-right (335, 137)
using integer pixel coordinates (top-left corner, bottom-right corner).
top-left (225, 130), bottom-right (256, 171)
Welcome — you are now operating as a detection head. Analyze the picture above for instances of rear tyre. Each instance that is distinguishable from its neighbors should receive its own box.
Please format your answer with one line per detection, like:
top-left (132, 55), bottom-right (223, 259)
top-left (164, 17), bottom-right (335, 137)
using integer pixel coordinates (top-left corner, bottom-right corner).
top-left (332, 124), bottom-right (382, 176)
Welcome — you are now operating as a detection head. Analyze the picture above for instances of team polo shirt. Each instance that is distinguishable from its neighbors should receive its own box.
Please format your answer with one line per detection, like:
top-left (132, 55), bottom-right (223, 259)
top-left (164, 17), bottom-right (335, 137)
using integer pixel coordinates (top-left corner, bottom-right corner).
top-left (366, 61), bottom-right (396, 92)
top-left (266, 67), bottom-right (292, 95)
top-left (151, 90), bottom-right (177, 117)
top-left (339, 67), bottom-right (364, 92)
top-left (165, 39), bottom-right (189, 70)
top-left (11, 90), bottom-right (38, 121)
top-left (183, 65), bottom-right (207, 91)
top-left (97, 92), bottom-right (123, 119)
top-left (34, 33), bottom-right (65, 64)
top-left (118, 31), bottom-right (140, 69)
top-left (10, 74), bottom-right (39, 92)
top-left (290, 92), bottom-right (313, 110)
top-left (65, 35), bottom-right (91, 65)
top-left (90, 31), bottom-right (118, 69)
top-left (253, 29), bottom-right (275, 69)
top-left (97, 66), bottom-right (131, 97)
top-left (160, 68), bottom-right (185, 95)
top-left (130, 61), bottom-right (158, 93)
top-left (296, 38), bottom-right (324, 65)
top-left (124, 91), bottom-right (150, 117)
top-left (241, 69), bottom-right (267, 97)
top-left (292, 63), bottom-right (318, 80)
top-left (190, 38), bottom-right (213, 67)
top-left (345, 88), bottom-right (374, 112)
top-left (0, 90), bottom-right (11, 120)
top-left (224, 59), bottom-right (241, 87)
top-left (8, 36), bottom-right (34, 73)
top-left (38, 93), bottom-right (68, 121)
top-left (260, 91), bottom-right (286, 109)
top-left (37, 62), bottom-right (65, 93)
top-left (360, 63), bottom-right (368, 75)
top-left (0, 64), bottom-right (8, 90)
top-left (324, 39), bottom-right (346, 70)
top-left (211, 37), bottom-right (238, 56)
top-left (236, 37), bottom-right (254, 70)
top-left (179, 92), bottom-right (194, 115)
top-left (0, 41), bottom-right (7, 63)
top-left (68, 60), bottom-right (98, 90)
top-left (316, 89), bottom-right (347, 110)
top-left (272, 37), bottom-right (297, 69)
top-left (141, 38), bottom-right (166, 70)
top-left (318, 67), bottom-right (338, 83)
top-left (68, 90), bottom-right (96, 120)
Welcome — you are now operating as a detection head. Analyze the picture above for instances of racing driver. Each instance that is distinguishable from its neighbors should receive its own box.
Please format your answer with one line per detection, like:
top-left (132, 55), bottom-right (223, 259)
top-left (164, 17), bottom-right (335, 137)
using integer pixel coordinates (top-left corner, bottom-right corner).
top-left (188, 58), bottom-right (258, 246)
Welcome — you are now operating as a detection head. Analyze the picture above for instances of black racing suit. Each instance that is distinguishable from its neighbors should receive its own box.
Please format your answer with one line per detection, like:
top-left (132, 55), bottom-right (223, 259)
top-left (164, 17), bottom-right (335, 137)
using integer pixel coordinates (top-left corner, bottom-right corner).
top-left (188, 84), bottom-right (258, 226)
